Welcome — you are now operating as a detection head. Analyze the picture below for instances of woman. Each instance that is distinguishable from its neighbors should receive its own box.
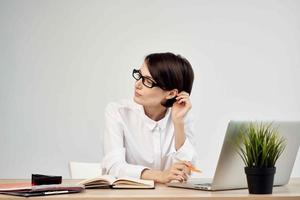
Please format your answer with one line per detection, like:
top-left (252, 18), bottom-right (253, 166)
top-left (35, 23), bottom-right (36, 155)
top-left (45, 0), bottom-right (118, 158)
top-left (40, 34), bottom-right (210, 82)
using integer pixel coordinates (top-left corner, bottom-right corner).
top-left (102, 52), bottom-right (198, 183)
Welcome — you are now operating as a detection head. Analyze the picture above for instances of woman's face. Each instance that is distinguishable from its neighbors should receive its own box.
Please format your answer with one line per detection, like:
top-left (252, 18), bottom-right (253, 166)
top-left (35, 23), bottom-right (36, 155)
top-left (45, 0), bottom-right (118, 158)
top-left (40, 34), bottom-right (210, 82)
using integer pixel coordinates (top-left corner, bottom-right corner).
top-left (133, 62), bottom-right (168, 108)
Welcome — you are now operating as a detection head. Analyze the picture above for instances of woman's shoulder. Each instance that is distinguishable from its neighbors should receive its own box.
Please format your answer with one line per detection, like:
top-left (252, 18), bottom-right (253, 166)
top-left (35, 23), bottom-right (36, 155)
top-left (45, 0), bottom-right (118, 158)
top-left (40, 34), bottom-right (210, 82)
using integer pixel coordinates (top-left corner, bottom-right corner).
top-left (105, 99), bottom-right (141, 114)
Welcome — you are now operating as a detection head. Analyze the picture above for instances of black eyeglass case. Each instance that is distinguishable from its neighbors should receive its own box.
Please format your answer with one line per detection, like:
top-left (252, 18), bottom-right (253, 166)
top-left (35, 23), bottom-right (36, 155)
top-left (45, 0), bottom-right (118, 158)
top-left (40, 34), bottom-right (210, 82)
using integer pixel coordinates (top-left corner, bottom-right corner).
top-left (32, 174), bottom-right (62, 185)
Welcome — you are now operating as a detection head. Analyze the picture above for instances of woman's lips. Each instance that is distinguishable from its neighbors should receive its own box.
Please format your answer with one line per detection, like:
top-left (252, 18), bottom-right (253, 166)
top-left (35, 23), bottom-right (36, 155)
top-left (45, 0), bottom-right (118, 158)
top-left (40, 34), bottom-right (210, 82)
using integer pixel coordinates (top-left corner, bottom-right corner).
top-left (135, 91), bottom-right (142, 97)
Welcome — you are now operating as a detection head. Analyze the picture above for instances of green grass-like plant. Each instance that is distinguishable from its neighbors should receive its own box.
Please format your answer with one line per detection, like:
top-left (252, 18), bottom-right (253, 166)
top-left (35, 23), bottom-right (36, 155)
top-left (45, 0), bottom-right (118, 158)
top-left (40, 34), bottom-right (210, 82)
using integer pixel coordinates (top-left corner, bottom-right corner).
top-left (237, 122), bottom-right (286, 168)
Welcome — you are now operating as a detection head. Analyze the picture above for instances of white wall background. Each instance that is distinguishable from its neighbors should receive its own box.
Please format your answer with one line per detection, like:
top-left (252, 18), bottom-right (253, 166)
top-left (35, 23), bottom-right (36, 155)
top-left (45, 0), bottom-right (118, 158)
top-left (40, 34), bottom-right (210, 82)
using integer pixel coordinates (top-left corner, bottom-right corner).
top-left (0, 0), bottom-right (299, 178)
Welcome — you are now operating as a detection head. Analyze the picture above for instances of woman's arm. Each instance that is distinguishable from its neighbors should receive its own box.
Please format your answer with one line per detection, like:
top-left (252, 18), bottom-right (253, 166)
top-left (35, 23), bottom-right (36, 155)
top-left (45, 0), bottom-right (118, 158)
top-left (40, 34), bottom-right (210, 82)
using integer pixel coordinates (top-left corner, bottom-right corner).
top-left (172, 91), bottom-right (192, 150)
top-left (174, 121), bottom-right (186, 150)
top-left (168, 91), bottom-right (198, 165)
top-left (102, 103), bottom-right (148, 178)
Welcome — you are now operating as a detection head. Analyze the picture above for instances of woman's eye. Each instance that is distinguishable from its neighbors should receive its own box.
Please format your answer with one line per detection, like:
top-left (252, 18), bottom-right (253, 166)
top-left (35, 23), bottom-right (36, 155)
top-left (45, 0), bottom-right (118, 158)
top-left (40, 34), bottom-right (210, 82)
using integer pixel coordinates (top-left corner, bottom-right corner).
top-left (145, 78), bottom-right (153, 85)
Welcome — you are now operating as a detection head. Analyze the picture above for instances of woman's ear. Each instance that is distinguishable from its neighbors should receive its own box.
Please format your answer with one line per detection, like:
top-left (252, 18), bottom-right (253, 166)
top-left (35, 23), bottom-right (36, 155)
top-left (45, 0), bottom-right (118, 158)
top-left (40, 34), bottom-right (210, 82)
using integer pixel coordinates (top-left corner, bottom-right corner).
top-left (166, 89), bottom-right (178, 100)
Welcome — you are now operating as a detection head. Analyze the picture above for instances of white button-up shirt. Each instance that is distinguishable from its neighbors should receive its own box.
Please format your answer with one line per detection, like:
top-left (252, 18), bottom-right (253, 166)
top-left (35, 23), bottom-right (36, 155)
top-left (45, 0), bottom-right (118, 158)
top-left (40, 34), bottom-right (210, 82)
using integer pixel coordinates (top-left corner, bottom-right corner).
top-left (102, 99), bottom-right (198, 178)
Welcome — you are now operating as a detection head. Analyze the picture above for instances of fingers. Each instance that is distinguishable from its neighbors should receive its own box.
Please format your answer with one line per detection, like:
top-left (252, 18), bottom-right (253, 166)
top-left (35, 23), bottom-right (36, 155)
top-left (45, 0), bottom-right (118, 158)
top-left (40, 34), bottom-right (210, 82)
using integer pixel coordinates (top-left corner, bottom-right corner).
top-left (178, 161), bottom-right (192, 175)
top-left (169, 174), bottom-right (185, 182)
top-left (175, 92), bottom-right (189, 100)
top-left (171, 169), bottom-right (188, 181)
top-left (175, 97), bottom-right (190, 106)
top-left (162, 161), bottom-right (196, 183)
top-left (175, 91), bottom-right (191, 106)
top-left (178, 98), bottom-right (190, 105)
top-left (183, 165), bottom-right (191, 175)
top-left (177, 91), bottom-right (190, 96)
top-left (170, 161), bottom-right (192, 181)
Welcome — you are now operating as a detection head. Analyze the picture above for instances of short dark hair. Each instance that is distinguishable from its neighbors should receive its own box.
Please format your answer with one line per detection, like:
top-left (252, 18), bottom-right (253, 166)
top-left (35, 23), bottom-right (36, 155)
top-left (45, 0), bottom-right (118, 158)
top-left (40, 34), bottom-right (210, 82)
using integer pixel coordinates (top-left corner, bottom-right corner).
top-left (145, 52), bottom-right (194, 107)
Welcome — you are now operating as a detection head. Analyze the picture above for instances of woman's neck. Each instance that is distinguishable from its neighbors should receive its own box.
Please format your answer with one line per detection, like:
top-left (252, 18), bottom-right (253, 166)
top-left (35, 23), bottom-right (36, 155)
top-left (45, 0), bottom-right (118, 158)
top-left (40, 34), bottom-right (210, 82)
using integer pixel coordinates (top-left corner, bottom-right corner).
top-left (143, 105), bottom-right (167, 121)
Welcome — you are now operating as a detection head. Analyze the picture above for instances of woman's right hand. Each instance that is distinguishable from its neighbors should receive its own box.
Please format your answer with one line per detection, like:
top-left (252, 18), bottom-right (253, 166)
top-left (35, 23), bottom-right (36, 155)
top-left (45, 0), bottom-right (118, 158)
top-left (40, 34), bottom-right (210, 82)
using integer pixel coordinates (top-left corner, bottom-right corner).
top-left (155, 161), bottom-right (191, 183)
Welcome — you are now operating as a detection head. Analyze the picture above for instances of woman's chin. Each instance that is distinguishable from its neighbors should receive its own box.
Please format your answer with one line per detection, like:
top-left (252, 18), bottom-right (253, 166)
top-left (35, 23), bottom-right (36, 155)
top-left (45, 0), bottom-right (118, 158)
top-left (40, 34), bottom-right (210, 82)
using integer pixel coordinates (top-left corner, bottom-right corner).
top-left (133, 96), bottom-right (142, 105)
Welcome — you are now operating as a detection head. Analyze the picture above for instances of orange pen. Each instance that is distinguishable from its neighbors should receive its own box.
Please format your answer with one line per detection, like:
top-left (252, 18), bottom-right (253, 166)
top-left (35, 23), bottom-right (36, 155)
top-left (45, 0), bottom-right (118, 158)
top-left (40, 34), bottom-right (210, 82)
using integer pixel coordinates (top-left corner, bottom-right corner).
top-left (189, 165), bottom-right (202, 173)
top-left (180, 160), bottom-right (202, 173)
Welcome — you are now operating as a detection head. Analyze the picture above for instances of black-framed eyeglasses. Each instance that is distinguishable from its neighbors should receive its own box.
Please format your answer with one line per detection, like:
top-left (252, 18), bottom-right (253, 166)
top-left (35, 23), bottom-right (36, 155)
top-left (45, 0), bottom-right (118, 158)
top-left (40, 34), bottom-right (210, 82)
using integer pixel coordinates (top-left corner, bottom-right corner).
top-left (132, 69), bottom-right (158, 88)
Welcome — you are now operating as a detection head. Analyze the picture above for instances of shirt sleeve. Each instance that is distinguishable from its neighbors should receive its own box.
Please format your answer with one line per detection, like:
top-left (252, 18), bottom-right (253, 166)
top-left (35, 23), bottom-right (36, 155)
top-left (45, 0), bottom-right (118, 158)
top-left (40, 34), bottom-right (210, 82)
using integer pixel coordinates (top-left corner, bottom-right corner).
top-left (101, 102), bottom-right (148, 178)
top-left (171, 113), bottom-right (199, 166)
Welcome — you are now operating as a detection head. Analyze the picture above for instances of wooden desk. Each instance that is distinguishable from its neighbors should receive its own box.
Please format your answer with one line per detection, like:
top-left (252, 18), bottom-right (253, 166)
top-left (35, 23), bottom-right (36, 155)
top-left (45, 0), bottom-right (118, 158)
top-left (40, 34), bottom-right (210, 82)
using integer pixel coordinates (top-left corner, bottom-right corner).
top-left (0, 178), bottom-right (299, 199)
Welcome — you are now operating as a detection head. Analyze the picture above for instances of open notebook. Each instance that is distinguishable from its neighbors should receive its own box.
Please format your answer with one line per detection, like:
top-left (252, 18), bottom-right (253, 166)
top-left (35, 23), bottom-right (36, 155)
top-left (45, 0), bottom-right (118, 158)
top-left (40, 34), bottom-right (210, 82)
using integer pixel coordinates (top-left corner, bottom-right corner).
top-left (78, 175), bottom-right (155, 189)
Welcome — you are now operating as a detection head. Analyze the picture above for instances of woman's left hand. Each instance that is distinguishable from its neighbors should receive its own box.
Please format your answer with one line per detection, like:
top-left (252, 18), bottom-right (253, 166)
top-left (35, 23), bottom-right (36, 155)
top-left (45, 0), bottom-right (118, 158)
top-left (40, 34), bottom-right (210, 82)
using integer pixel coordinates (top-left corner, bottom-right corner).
top-left (171, 91), bottom-right (192, 124)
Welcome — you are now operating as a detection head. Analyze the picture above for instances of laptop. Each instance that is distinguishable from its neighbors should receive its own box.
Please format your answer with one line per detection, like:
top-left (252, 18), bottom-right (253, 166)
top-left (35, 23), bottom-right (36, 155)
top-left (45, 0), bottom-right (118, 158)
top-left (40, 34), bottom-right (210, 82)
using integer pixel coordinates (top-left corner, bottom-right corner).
top-left (167, 121), bottom-right (300, 191)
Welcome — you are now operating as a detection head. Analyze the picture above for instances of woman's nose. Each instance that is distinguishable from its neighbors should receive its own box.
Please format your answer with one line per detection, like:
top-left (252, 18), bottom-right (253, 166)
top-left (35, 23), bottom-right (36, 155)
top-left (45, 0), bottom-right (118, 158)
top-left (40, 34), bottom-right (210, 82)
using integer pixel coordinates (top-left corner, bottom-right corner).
top-left (135, 79), bottom-right (143, 89)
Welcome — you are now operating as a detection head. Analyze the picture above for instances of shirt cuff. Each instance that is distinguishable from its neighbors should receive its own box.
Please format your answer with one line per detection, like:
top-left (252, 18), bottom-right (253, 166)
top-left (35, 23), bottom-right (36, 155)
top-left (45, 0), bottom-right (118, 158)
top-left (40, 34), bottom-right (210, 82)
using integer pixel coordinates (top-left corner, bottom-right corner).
top-left (125, 164), bottom-right (149, 179)
top-left (174, 138), bottom-right (195, 162)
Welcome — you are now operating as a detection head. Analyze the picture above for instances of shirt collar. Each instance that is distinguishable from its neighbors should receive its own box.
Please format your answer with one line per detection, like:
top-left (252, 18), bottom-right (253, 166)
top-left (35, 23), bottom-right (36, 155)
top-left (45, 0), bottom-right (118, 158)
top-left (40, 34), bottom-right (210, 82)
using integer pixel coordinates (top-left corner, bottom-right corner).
top-left (136, 104), bottom-right (171, 131)
top-left (156, 108), bottom-right (171, 131)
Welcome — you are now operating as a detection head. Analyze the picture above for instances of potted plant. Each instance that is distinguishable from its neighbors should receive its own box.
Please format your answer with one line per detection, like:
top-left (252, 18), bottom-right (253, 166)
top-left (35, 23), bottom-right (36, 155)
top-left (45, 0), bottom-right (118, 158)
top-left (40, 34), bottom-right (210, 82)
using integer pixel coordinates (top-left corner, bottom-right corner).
top-left (237, 122), bottom-right (286, 194)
